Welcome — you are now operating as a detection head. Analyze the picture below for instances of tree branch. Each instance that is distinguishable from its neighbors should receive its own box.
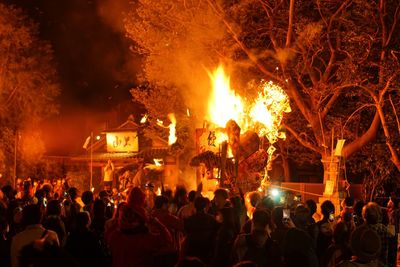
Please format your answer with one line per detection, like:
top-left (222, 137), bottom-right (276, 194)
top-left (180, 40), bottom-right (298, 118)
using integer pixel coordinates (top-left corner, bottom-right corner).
top-left (283, 123), bottom-right (322, 154)
top-left (206, 0), bottom-right (284, 83)
top-left (385, 2), bottom-right (400, 47)
top-left (286, 79), bottom-right (313, 122)
top-left (342, 110), bottom-right (380, 158)
top-left (286, 0), bottom-right (295, 47)
top-left (378, 72), bottom-right (399, 103)
top-left (389, 95), bottom-right (400, 135)
top-left (322, 0), bottom-right (352, 82)
top-left (320, 84), bottom-right (358, 119)
top-left (375, 99), bottom-right (400, 171)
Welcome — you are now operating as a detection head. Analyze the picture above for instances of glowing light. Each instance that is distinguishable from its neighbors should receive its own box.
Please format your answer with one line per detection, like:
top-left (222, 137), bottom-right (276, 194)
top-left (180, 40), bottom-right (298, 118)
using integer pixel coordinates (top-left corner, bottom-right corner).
top-left (96, 135), bottom-right (101, 140)
top-left (207, 65), bottom-right (244, 128)
top-left (156, 187), bottom-right (162, 196)
top-left (154, 158), bottom-right (163, 166)
top-left (156, 119), bottom-right (164, 127)
top-left (271, 188), bottom-right (279, 197)
top-left (205, 65), bottom-right (291, 190)
top-left (186, 108), bottom-right (190, 117)
top-left (140, 114), bottom-right (148, 124)
top-left (168, 113), bottom-right (177, 145)
top-left (91, 187), bottom-right (94, 192)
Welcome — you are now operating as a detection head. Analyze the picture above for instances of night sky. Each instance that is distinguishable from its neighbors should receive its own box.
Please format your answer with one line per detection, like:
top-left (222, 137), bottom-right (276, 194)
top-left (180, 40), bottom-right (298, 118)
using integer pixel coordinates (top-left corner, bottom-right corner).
top-left (6, 0), bottom-right (140, 112)
top-left (4, 0), bottom-right (143, 155)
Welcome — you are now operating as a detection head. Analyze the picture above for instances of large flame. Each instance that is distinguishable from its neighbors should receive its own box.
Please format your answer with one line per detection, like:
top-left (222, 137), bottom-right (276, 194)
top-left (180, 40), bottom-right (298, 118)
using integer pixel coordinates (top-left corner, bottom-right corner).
top-left (207, 65), bottom-right (244, 128)
top-left (168, 113), bottom-right (177, 145)
top-left (249, 80), bottom-right (291, 142)
top-left (206, 65), bottom-right (291, 188)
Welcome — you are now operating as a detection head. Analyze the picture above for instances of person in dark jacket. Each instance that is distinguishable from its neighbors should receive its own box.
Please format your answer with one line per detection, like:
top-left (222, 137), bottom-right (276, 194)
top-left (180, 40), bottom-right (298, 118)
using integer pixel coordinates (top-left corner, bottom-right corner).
top-left (212, 207), bottom-right (238, 267)
top-left (183, 197), bottom-right (219, 264)
top-left (234, 209), bottom-right (282, 267)
top-left (65, 212), bottom-right (106, 267)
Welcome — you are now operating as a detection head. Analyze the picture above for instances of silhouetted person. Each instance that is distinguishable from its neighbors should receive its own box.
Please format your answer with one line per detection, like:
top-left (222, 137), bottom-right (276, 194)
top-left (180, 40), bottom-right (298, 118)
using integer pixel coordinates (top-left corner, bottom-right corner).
top-left (42, 200), bottom-right (66, 246)
top-left (11, 205), bottom-right (59, 267)
top-left (108, 203), bottom-right (172, 267)
top-left (320, 222), bottom-right (352, 267)
top-left (65, 212), bottom-right (106, 267)
top-left (183, 197), bottom-right (218, 264)
top-left (212, 207), bottom-right (238, 267)
top-left (234, 209), bottom-right (282, 267)
top-left (362, 202), bottom-right (390, 266)
top-left (337, 225), bottom-right (382, 267)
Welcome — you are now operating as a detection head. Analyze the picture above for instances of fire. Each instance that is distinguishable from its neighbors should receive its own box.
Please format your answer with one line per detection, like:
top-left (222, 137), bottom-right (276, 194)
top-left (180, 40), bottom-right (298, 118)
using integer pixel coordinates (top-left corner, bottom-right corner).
top-left (250, 81), bottom-right (291, 141)
top-left (156, 187), bottom-right (162, 196)
top-left (168, 113), bottom-right (177, 145)
top-left (207, 65), bottom-right (244, 128)
top-left (154, 158), bottom-right (163, 166)
top-left (206, 65), bottom-right (291, 188)
top-left (140, 114), bottom-right (148, 124)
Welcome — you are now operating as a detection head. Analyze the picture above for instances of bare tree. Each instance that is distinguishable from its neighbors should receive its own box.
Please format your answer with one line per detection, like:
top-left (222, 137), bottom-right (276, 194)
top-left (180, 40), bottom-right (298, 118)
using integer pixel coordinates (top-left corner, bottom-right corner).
top-left (125, 0), bottom-right (400, 179)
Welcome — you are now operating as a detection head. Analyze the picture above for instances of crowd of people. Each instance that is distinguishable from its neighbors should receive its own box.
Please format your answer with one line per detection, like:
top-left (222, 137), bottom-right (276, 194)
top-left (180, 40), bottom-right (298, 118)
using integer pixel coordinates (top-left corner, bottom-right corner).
top-left (0, 178), bottom-right (398, 267)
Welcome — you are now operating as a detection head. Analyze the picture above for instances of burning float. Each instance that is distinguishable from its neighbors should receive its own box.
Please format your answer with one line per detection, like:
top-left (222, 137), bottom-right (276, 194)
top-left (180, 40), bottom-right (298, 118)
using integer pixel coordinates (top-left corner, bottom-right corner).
top-left (190, 65), bottom-right (291, 194)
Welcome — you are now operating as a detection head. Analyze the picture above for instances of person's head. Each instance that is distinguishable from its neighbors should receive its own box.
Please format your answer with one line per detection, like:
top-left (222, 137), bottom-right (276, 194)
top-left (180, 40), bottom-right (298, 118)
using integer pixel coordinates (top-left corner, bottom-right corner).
top-left (174, 186), bottom-right (188, 205)
top-left (354, 200), bottom-right (365, 216)
top-left (98, 190), bottom-right (110, 201)
top-left (81, 191), bottom-right (94, 206)
top-left (362, 202), bottom-right (382, 225)
top-left (35, 189), bottom-right (45, 202)
top-left (293, 205), bottom-right (310, 229)
top-left (163, 189), bottom-right (173, 201)
top-left (350, 225), bottom-right (381, 263)
top-left (93, 199), bottom-right (106, 218)
top-left (67, 187), bottom-right (78, 200)
top-left (175, 257), bottom-right (206, 267)
top-left (258, 196), bottom-right (274, 211)
top-left (252, 209), bottom-right (272, 232)
top-left (214, 189), bottom-right (229, 209)
top-left (188, 191), bottom-right (196, 203)
top-left (23, 180), bottom-right (33, 196)
top-left (22, 204), bottom-right (42, 226)
top-left (216, 207), bottom-right (235, 227)
top-left (46, 200), bottom-right (61, 217)
top-left (343, 197), bottom-right (354, 208)
top-left (305, 199), bottom-right (317, 216)
top-left (333, 221), bottom-right (351, 246)
top-left (118, 203), bottom-right (145, 231)
top-left (321, 200), bottom-right (335, 219)
top-left (194, 197), bottom-right (209, 213)
top-left (2, 185), bottom-right (15, 200)
top-left (272, 206), bottom-right (284, 228)
top-left (76, 212), bottom-right (91, 230)
top-left (41, 183), bottom-right (53, 198)
top-left (127, 187), bottom-right (145, 208)
top-left (154, 195), bottom-right (169, 210)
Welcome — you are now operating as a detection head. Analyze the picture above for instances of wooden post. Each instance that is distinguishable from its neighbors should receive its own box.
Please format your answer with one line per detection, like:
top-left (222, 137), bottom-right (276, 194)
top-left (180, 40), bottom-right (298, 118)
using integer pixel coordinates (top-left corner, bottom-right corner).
top-left (220, 141), bottom-right (228, 187)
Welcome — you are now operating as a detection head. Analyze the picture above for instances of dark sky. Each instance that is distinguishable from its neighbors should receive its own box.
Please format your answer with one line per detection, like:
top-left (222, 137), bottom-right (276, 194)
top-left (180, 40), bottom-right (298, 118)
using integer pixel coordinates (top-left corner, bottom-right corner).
top-left (6, 0), bottom-right (140, 112)
top-left (4, 0), bottom-right (143, 155)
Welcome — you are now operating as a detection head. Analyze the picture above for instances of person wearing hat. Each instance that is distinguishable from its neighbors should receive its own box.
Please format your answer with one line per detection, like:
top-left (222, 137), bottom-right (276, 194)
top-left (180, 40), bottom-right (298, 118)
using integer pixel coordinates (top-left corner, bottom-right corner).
top-left (337, 225), bottom-right (383, 267)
